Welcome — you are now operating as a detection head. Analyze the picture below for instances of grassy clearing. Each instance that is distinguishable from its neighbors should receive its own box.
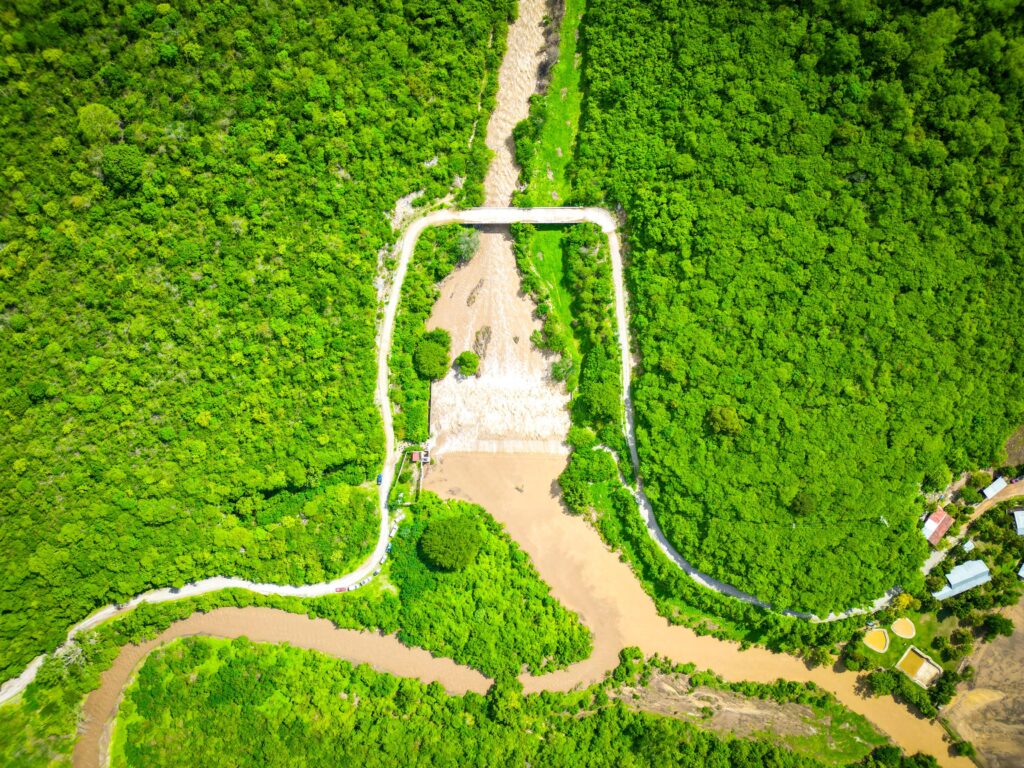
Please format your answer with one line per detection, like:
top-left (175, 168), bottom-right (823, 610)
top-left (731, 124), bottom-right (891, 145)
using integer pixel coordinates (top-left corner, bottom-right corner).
top-left (520, 0), bottom-right (585, 205)
top-left (779, 698), bottom-right (889, 766)
top-left (869, 610), bottom-right (957, 671)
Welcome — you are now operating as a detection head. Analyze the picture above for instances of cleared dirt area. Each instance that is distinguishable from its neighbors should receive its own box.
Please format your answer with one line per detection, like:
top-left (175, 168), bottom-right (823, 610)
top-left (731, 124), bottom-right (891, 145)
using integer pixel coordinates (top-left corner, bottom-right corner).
top-left (945, 599), bottom-right (1024, 768)
top-left (613, 669), bottom-right (820, 740)
top-left (426, 228), bottom-right (570, 456)
top-left (1006, 424), bottom-right (1024, 464)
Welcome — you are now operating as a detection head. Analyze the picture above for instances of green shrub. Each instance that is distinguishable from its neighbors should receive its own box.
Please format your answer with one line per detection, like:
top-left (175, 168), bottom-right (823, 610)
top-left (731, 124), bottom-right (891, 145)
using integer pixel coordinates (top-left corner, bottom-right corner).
top-left (419, 514), bottom-right (482, 571)
top-left (76, 102), bottom-right (120, 142)
top-left (454, 350), bottom-right (479, 376)
top-left (101, 144), bottom-right (144, 193)
top-left (413, 329), bottom-right (451, 381)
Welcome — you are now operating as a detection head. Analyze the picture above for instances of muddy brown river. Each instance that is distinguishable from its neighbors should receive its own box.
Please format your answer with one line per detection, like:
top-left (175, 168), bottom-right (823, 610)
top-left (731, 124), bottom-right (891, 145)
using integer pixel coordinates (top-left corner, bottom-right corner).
top-left (70, 2), bottom-right (974, 766)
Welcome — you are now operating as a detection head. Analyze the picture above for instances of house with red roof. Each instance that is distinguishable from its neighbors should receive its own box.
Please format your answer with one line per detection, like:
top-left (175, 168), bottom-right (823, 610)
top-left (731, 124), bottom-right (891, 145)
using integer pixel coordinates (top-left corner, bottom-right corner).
top-left (922, 508), bottom-right (953, 547)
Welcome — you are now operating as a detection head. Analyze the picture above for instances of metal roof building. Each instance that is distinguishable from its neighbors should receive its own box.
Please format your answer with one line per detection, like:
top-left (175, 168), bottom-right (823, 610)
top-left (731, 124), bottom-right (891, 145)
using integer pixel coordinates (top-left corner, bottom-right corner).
top-left (932, 559), bottom-right (991, 601)
top-left (1013, 508), bottom-right (1024, 536)
top-left (983, 477), bottom-right (1008, 499)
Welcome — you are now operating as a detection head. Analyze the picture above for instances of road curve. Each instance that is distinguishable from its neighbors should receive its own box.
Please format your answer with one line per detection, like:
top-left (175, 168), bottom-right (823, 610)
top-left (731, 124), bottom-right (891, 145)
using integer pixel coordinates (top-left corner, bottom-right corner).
top-left (1, 204), bottom-right (993, 768)
top-left (4, 204), bottom-right (1019, 706)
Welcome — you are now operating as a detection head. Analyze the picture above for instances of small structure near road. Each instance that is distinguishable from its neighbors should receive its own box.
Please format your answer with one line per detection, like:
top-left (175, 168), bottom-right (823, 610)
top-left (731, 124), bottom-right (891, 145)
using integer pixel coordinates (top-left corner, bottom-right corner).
top-left (932, 559), bottom-right (991, 601)
top-left (922, 508), bottom-right (953, 547)
top-left (983, 476), bottom-right (1008, 499)
top-left (1012, 508), bottom-right (1024, 536)
top-left (896, 647), bottom-right (943, 688)
top-left (961, 539), bottom-right (976, 553)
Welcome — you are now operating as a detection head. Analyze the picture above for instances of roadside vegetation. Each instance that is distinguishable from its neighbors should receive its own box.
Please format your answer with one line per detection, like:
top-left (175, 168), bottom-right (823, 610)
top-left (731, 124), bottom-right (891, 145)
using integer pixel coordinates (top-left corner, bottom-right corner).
top-left (390, 225), bottom-right (479, 442)
top-left (0, 0), bottom-right (512, 678)
top-left (570, 0), bottom-right (1024, 615)
top-left (108, 637), bottom-right (933, 768)
top-left (0, 495), bottom-right (590, 765)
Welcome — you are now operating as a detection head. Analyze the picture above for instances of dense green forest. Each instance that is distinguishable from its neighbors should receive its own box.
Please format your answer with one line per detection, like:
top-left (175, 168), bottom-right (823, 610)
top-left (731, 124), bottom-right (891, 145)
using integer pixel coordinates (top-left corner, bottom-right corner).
top-left (0, 492), bottom-right (589, 765)
top-left (0, 0), bottom-right (512, 677)
top-left (109, 637), bottom-right (932, 768)
top-left (572, 0), bottom-right (1024, 613)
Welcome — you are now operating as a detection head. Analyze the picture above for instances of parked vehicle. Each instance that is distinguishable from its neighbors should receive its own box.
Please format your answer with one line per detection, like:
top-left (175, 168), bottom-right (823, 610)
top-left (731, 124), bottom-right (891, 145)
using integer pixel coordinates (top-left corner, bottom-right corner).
top-left (376, 474), bottom-right (383, 485)
top-left (335, 587), bottom-right (347, 593)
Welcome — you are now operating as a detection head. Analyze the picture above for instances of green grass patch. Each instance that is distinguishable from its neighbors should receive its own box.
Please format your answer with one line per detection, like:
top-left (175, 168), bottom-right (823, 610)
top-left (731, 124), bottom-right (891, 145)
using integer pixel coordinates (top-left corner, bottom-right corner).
top-left (516, 0), bottom-right (586, 205)
top-left (779, 697), bottom-right (890, 766)
top-left (869, 611), bottom-right (955, 671)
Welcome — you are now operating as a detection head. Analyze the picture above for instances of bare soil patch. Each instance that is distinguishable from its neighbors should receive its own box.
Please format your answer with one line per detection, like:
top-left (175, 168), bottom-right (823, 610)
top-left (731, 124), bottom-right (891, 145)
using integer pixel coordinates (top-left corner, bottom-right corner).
top-left (1005, 424), bottom-right (1024, 464)
top-left (613, 669), bottom-right (819, 741)
top-left (945, 599), bottom-right (1024, 768)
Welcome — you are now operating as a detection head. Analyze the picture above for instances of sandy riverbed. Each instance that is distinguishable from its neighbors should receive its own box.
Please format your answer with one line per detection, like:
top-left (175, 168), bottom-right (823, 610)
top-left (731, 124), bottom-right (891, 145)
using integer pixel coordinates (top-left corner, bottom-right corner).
top-left (481, 0), bottom-right (547, 207)
top-left (426, 228), bottom-right (570, 457)
top-left (427, 0), bottom-right (569, 458)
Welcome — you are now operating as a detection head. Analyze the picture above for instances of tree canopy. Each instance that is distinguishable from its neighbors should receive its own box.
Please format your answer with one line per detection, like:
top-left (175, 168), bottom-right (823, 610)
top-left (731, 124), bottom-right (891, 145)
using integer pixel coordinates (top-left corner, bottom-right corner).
top-left (571, 0), bottom-right (1024, 614)
top-left (419, 514), bottom-right (482, 571)
top-left (0, 0), bottom-right (513, 677)
top-left (413, 329), bottom-right (452, 381)
top-left (109, 636), bottom-right (895, 768)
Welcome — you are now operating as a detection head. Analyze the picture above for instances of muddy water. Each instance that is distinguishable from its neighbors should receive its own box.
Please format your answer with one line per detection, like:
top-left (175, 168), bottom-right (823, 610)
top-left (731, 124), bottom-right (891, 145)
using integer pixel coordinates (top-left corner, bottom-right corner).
top-left (427, 229), bottom-right (570, 456)
top-left (74, 608), bottom-right (488, 768)
top-left (428, 0), bottom-right (568, 458)
top-left (424, 454), bottom-right (973, 768)
top-left (482, 0), bottom-right (548, 207)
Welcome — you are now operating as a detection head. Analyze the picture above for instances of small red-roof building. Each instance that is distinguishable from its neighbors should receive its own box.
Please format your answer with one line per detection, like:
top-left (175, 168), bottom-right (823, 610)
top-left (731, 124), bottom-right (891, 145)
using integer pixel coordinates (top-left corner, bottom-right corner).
top-left (922, 508), bottom-right (953, 547)
top-left (410, 451), bottom-right (421, 463)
